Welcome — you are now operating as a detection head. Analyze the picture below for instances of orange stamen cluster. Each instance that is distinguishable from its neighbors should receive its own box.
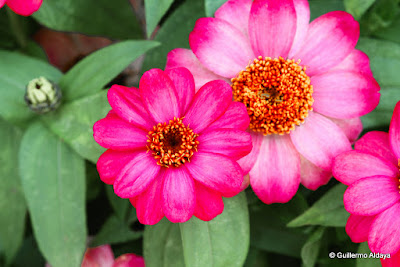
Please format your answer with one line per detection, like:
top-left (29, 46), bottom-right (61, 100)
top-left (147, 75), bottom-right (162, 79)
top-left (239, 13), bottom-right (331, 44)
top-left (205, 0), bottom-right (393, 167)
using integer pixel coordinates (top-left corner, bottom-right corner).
top-left (147, 117), bottom-right (199, 167)
top-left (231, 56), bottom-right (314, 135)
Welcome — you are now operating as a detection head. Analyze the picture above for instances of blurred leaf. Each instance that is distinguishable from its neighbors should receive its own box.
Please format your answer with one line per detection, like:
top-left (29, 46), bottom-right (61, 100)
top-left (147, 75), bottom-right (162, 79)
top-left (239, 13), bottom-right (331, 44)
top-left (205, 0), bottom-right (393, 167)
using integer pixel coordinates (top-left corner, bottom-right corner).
top-left (32, 0), bottom-right (143, 40)
top-left (0, 9), bottom-right (17, 49)
top-left (60, 40), bottom-right (160, 102)
top-left (359, 0), bottom-right (400, 34)
top-left (42, 91), bottom-right (110, 163)
top-left (243, 248), bottom-right (270, 267)
top-left (309, 0), bottom-right (345, 21)
top-left (0, 51), bottom-right (62, 126)
top-left (205, 0), bottom-right (227, 16)
top-left (145, 0), bottom-right (174, 37)
top-left (179, 192), bottom-right (249, 267)
top-left (373, 16), bottom-right (400, 44)
top-left (0, 118), bottom-right (26, 265)
top-left (301, 227), bottom-right (325, 267)
top-left (13, 236), bottom-right (46, 267)
top-left (19, 122), bottom-right (86, 267)
top-left (22, 41), bottom-right (48, 62)
top-left (356, 242), bottom-right (382, 267)
top-left (288, 184), bottom-right (349, 227)
top-left (85, 161), bottom-right (101, 201)
top-left (357, 38), bottom-right (400, 129)
top-left (105, 185), bottom-right (130, 222)
top-left (142, 0), bottom-right (205, 71)
top-left (344, 0), bottom-right (377, 19)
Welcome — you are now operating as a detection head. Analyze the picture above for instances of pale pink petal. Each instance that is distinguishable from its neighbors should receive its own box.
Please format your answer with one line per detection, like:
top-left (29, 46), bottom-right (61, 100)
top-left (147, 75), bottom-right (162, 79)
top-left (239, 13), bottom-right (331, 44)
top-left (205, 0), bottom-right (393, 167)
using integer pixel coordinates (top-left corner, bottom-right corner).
top-left (113, 254), bottom-right (145, 267)
top-left (288, 0), bottom-right (310, 57)
top-left (97, 150), bottom-right (137, 185)
top-left (355, 131), bottom-right (398, 166)
top-left (294, 11), bottom-right (359, 76)
top-left (344, 176), bottom-right (400, 216)
top-left (389, 101), bottom-right (400, 159)
top-left (186, 152), bottom-right (243, 197)
top-left (250, 135), bottom-right (300, 204)
top-left (207, 102), bottom-right (250, 131)
top-left (381, 250), bottom-right (400, 267)
top-left (369, 203), bottom-right (400, 254)
top-left (333, 151), bottom-right (399, 185)
top-left (93, 117), bottom-right (148, 150)
top-left (0, 0), bottom-right (5, 8)
top-left (183, 80), bottom-right (232, 134)
top-left (162, 167), bottom-right (195, 223)
top-left (165, 67), bottom-right (195, 114)
top-left (345, 214), bottom-right (376, 243)
top-left (197, 129), bottom-right (252, 160)
top-left (82, 245), bottom-right (114, 267)
top-left (193, 181), bottom-right (224, 221)
top-left (139, 68), bottom-right (180, 123)
top-left (214, 0), bottom-right (252, 36)
top-left (290, 111), bottom-right (352, 171)
top-left (107, 85), bottom-right (155, 130)
top-left (300, 155), bottom-right (332, 190)
top-left (113, 152), bottom-right (161, 198)
top-left (6, 0), bottom-right (42, 16)
top-left (329, 117), bottom-right (363, 143)
top-left (330, 49), bottom-right (373, 76)
top-left (237, 131), bottom-right (263, 175)
top-left (311, 71), bottom-right (380, 119)
top-left (189, 17), bottom-right (255, 77)
top-left (165, 48), bottom-right (226, 91)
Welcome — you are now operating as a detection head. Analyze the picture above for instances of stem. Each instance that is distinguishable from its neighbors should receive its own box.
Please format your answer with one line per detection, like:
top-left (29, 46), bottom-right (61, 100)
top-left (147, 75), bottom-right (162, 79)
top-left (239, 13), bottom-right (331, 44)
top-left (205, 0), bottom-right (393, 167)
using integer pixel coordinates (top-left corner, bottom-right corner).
top-left (6, 7), bottom-right (28, 49)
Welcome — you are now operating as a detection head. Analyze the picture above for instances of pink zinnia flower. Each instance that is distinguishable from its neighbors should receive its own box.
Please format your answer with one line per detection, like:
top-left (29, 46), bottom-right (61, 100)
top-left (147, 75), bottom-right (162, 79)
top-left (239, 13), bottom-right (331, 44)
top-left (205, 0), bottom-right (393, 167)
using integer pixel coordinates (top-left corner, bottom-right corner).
top-left (166, 0), bottom-right (380, 204)
top-left (93, 68), bottom-right (252, 225)
top-left (0, 0), bottom-right (42, 16)
top-left (332, 101), bottom-right (400, 257)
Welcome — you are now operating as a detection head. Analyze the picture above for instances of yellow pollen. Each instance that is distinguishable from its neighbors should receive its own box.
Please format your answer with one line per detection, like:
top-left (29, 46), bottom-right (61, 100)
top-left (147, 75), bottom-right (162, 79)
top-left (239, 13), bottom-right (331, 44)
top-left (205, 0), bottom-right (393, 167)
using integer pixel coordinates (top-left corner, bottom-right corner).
top-left (147, 117), bottom-right (199, 168)
top-left (231, 56), bottom-right (314, 135)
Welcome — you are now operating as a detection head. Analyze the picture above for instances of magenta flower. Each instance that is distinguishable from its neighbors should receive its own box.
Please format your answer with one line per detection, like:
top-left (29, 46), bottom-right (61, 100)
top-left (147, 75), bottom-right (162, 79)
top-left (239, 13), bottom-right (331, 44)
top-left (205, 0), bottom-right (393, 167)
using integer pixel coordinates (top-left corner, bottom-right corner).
top-left (93, 68), bottom-right (252, 225)
top-left (332, 101), bottom-right (400, 255)
top-left (0, 0), bottom-right (42, 16)
top-left (166, 0), bottom-right (380, 204)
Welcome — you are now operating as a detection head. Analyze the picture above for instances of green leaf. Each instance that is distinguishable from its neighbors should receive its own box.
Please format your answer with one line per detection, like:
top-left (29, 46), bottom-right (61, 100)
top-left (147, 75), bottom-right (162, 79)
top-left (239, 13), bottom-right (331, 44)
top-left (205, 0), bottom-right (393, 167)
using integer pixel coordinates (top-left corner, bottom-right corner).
top-left (145, 0), bottom-right (174, 37)
top-left (357, 38), bottom-right (400, 129)
top-left (0, 118), bottom-right (26, 265)
top-left (42, 91), bottom-right (110, 163)
top-left (344, 0), bottom-right (377, 19)
top-left (287, 184), bottom-right (349, 227)
top-left (60, 40), bottom-right (160, 102)
top-left (0, 51), bottom-right (62, 125)
top-left (359, 0), bottom-right (400, 34)
top-left (373, 16), bottom-right (400, 44)
top-left (32, 0), bottom-right (143, 40)
top-left (356, 242), bottom-right (382, 267)
top-left (309, 0), bottom-right (345, 21)
top-left (105, 185), bottom-right (130, 221)
top-left (179, 192), bottom-right (249, 267)
top-left (301, 227), bottom-right (325, 267)
top-left (205, 0), bottom-right (228, 17)
top-left (19, 122), bottom-right (86, 267)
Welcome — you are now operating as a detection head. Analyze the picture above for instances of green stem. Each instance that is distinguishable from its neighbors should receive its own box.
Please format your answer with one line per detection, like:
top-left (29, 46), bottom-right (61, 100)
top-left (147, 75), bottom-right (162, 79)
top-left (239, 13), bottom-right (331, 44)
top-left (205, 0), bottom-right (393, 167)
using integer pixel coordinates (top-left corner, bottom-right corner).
top-left (6, 7), bottom-right (28, 49)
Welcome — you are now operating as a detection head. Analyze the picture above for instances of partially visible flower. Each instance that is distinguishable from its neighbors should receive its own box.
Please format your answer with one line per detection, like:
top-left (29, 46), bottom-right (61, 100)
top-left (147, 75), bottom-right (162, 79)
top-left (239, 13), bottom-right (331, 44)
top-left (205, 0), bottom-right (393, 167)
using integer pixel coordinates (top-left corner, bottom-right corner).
top-left (0, 0), bottom-right (42, 16)
top-left (166, 0), bottom-right (380, 204)
top-left (93, 68), bottom-right (252, 225)
top-left (381, 250), bottom-right (400, 267)
top-left (333, 101), bottom-right (400, 255)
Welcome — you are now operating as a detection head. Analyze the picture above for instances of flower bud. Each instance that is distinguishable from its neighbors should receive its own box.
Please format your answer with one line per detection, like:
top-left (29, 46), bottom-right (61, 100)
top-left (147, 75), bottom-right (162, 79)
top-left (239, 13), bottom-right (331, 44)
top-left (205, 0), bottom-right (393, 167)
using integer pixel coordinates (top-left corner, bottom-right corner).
top-left (24, 77), bottom-right (62, 114)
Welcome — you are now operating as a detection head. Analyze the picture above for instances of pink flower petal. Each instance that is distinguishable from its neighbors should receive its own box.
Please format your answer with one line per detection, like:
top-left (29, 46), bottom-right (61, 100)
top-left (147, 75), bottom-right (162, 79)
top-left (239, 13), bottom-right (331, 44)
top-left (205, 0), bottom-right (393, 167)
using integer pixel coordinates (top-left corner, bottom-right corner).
top-left (6, 0), bottom-right (42, 16)
top-left (113, 254), bottom-right (145, 267)
top-left (381, 250), bottom-right (400, 267)
top-left (93, 117), bottom-right (148, 150)
top-left (82, 245), bottom-right (114, 267)
top-left (294, 11), bottom-right (359, 76)
top-left (330, 49), bottom-right (373, 76)
top-left (237, 131), bottom-right (263, 175)
top-left (214, 0), bottom-right (252, 37)
top-left (311, 71), bottom-right (380, 119)
top-left (135, 174), bottom-right (165, 225)
top-left (162, 167), bottom-right (195, 223)
top-left (107, 85), bottom-right (155, 130)
top-left (288, 0), bottom-right (310, 57)
top-left (165, 67), bottom-right (195, 114)
top-left (369, 203), bottom-right (400, 254)
top-left (250, 135), bottom-right (300, 204)
top-left (193, 181), bottom-right (224, 221)
top-left (345, 214), bottom-right (376, 243)
top-left (189, 17), bottom-right (255, 77)
top-left (197, 129), bottom-right (252, 160)
top-left (139, 68), bottom-right (180, 123)
top-left (389, 101), bottom-right (400, 159)
top-left (329, 117), bottom-right (363, 143)
top-left (97, 150), bottom-right (137, 185)
top-left (249, 0), bottom-right (296, 59)
top-left (333, 151), bottom-right (399, 185)
top-left (186, 152), bottom-right (243, 197)
top-left (290, 111), bottom-right (352, 171)
top-left (113, 152), bottom-right (161, 198)
top-left (0, 0), bottom-right (5, 8)
top-left (344, 176), bottom-right (400, 216)
top-left (355, 131), bottom-right (398, 166)
top-left (207, 102), bottom-right (250, 131)
top-left (165, 48), bottom-right (225, 91)
top-left (300, 155), bottom-right (332, 190)
top-left (183, 80), bottom-right (232, 134)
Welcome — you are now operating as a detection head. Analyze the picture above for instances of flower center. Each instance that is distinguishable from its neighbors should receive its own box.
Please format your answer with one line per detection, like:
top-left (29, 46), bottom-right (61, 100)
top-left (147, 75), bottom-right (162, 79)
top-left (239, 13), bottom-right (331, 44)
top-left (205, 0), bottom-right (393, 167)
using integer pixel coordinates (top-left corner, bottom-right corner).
top-left (231, 56), bottom-right (314, 135)
top-left (147, 117), bottom-right (199, 168)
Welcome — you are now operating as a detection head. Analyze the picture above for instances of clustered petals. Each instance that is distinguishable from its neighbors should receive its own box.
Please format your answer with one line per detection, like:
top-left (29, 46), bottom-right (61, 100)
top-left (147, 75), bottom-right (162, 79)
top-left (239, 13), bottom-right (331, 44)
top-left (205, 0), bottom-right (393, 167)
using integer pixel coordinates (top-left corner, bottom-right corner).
top-left (1, 0), bottom-right (42, 16)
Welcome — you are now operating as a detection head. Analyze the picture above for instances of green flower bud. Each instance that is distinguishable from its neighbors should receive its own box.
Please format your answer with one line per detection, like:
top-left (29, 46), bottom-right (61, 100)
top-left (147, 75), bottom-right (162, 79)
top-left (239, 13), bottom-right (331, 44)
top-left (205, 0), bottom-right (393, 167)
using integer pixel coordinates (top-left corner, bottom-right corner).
top-left (24, 77), bottom-right (62, 114)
